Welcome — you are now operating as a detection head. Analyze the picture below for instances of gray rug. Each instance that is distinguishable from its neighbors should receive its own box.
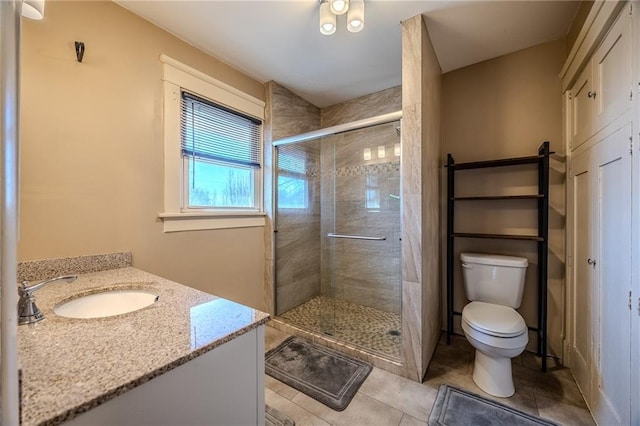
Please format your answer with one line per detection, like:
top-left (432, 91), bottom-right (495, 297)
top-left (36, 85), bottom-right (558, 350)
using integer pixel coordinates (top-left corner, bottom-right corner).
top-left (266, 405), bottom-right (295, 426)
top-left (265, 336), bottom-right (372, 411)
top-left (429, 385), bottom-right (558, 426)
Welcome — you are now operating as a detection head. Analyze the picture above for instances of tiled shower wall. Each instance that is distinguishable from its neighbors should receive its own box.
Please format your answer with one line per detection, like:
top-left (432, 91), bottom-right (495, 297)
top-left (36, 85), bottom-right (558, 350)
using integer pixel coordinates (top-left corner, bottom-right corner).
top-left (269, 83), bottom-right (322, 315)
top-left (275, 142), bottom-right (322, 314)
top-left (272, 83), bottom-right (402, 315)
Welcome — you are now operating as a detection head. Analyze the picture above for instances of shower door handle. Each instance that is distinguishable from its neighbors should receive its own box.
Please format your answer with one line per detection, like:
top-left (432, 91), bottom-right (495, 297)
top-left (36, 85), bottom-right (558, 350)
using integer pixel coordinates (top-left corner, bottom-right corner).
top-left (327, 233), bottom-right (386, 241)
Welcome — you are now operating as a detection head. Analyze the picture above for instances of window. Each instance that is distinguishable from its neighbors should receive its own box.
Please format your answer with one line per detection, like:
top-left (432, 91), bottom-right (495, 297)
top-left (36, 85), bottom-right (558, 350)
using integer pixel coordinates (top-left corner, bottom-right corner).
top-left (159, 55), bottom-right (265, 232)
top-left (365, 174), bottom-right (380, 211)
top-left (181, 92), bottom-right (261, 210)
top-left (277, 146), bottom-right (309, 210)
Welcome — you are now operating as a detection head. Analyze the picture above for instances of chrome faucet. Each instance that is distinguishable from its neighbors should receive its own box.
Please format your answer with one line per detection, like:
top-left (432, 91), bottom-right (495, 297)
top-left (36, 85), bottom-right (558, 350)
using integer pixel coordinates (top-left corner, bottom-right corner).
top-left (18, 275), bottom-right (77, 325)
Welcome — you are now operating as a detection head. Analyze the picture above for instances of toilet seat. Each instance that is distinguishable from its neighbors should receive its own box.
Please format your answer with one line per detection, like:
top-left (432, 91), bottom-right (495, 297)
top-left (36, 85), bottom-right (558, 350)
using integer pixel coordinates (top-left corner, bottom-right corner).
top-left (462, 301), bottom-right (527, 338)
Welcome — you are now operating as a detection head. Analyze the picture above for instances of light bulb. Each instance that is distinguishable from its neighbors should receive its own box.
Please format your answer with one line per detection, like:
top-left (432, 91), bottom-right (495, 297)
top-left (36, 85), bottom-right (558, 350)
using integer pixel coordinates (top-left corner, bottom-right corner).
top-left (330, 0), bottom-right (349, 15)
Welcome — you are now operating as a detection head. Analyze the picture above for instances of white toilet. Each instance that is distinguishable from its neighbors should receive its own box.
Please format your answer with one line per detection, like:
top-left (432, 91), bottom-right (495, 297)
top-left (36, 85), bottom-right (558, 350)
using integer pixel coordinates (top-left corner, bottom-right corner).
top-left (460, 252), bottom-right (529, 398)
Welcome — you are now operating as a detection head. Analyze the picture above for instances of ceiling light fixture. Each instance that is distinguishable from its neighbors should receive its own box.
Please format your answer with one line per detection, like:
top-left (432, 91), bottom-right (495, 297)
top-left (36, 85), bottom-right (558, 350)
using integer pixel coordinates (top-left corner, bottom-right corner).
top-left (21, 0), bottom-right (45, 20)
top-left (320, 0), bottom-right (364, 36)
top-left (329, 0), bottom-right (349, 15)
top-left (319, 0), bottom-right (336, 35)
top-left (347, 0), bottom-right (364, 33)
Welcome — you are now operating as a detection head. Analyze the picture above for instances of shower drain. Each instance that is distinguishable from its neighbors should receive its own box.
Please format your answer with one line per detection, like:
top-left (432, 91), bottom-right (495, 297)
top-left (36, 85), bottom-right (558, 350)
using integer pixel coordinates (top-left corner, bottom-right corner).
top-left (388, 330), bottom-right (401, 336)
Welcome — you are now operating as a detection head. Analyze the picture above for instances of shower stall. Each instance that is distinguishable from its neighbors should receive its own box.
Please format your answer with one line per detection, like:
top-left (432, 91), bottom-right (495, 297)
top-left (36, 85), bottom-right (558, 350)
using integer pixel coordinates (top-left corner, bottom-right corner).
top-left (273, 113), bottom-right (402, 360)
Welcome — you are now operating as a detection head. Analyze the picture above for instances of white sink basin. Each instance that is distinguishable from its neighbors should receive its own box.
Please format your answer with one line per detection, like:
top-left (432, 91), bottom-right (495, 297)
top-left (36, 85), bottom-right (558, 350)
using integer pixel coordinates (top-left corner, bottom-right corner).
top-left (54, 289), bottom-right (159, 319)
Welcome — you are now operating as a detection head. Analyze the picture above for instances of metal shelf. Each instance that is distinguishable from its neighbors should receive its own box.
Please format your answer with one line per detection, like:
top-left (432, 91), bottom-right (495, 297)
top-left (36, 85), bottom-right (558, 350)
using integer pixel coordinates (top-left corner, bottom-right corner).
top-left (452, 233), bottom-right (544, 241)
top-left (449, 154), bottom-right (544, 170)
top-left (452, 194), bottom-right (543, 201)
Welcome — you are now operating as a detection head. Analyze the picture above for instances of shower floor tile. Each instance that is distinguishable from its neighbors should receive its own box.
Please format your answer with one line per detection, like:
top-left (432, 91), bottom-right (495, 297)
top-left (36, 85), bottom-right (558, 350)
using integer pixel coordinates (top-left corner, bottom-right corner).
top-left (279, 296), bottom-right (401, 359)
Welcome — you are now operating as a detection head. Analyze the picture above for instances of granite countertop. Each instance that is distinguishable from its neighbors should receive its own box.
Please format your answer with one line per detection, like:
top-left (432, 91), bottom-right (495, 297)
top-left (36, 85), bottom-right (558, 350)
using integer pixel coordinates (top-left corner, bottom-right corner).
top-left (18, 267), bottom-right (270, 426)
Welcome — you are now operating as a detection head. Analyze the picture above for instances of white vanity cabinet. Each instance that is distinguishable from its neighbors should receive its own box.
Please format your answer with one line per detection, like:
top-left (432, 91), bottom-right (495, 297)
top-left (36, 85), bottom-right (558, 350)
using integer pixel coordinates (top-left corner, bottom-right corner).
top-left (66, 326), bottom-right (265, 426)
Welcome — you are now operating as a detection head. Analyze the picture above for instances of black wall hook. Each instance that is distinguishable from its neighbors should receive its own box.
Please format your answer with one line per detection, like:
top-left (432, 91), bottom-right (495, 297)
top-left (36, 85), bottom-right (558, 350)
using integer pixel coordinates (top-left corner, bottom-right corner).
top-left (75, 41), bottom-right (85, 63)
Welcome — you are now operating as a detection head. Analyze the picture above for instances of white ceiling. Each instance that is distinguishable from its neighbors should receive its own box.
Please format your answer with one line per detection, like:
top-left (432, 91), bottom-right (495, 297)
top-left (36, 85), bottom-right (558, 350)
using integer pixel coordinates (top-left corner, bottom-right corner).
top-left (116, 1), bottom-right (580, 108)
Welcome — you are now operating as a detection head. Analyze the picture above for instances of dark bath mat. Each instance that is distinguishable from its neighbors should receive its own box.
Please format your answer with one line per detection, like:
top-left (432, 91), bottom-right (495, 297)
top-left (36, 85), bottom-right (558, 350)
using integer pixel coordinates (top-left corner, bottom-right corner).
top-left (428, 385), bottom-right (558, 426)
top-left (265, 336), bottom-right (372, 411)
top-left (266, 404), bottom-right (295, 426)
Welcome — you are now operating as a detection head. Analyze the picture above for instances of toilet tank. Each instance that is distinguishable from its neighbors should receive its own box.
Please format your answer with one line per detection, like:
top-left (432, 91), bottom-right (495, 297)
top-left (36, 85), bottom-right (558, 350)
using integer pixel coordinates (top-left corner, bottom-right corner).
top-left (460, 253), bottom-right (528, 308)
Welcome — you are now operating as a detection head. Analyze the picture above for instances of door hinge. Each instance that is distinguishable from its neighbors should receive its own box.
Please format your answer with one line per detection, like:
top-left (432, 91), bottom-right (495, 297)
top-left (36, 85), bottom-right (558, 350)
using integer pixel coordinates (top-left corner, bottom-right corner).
top-left (637, 297), bottom-right (640, 316)
top-left (630, 136), bottom-right (634, 155)
top-left (629, 291), bottom-right (633, 310)
top-left (630, 3), bottom-right (633, 15)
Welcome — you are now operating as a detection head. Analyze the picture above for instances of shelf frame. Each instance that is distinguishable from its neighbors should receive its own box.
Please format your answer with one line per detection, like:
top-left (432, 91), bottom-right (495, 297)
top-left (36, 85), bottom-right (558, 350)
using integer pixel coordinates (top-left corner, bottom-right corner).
top-left (452, 195), bottom-right (543, 201)
top-left (452, 233), bottom-right (544, 241)
top-left (446, 141), bottom-right (550, 372)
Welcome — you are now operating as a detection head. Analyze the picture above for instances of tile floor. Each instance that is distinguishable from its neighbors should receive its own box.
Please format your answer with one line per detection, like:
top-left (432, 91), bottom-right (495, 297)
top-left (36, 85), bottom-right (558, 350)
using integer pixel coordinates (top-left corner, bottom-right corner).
top-left (265, 325), bottom-right (595, 426)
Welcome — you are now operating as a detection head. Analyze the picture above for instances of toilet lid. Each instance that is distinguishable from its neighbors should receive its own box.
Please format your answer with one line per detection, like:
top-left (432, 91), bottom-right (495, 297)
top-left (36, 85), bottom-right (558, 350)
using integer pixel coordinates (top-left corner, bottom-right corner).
top-left (462, 302), bottom-right (527, 338)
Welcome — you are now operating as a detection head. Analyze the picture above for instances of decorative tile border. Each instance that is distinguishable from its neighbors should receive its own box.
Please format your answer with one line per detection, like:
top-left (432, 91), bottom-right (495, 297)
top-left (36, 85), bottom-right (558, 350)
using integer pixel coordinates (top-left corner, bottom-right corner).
top-left (336, 162), bottom-right (400, 178)
top-left (18, 252), bottom-right (132, 283)
top-left (277, 161), bottom-right (399, 180)
top-left (276, 167), bottom-right (320, 178)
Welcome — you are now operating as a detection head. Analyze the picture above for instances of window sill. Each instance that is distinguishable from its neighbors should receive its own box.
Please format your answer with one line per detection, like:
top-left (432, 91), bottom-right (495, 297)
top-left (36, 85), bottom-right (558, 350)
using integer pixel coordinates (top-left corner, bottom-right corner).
top-left (158, 211), bottom-right (266, 232)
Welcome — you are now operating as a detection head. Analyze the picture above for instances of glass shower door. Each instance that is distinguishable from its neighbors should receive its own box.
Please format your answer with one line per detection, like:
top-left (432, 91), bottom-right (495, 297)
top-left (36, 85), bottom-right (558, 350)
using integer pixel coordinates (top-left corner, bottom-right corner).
top-left (324, 121), bottom-right (402, 358)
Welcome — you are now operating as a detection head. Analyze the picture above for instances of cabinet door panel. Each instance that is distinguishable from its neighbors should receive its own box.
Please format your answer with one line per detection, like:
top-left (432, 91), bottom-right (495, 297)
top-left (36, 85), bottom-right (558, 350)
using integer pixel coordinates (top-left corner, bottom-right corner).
top-left (593, 10), bottom-right (632, 131)
top-left (570, 65), bottom-right (593, 150)
top-left (570, 147), bottom-right (593, 404)
top-left (593, 124), bottom-right (632, 426)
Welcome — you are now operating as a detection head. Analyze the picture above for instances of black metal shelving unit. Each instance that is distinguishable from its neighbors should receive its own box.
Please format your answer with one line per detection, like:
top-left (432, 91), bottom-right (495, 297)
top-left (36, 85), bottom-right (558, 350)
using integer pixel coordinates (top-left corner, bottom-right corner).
top-left (446, 141), bottom-right (550, 372)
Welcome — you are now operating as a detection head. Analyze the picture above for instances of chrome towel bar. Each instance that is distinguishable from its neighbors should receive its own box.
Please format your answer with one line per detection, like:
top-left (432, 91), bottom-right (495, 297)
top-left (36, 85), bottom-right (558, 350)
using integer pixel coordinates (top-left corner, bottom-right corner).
top-left (327, 233), bottom-right (386, 241)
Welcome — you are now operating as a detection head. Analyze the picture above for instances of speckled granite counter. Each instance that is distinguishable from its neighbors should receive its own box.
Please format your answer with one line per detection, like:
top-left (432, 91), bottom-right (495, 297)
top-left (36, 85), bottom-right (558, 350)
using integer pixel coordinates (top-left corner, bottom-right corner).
top-left (18, 267), bottom-right (270, 426)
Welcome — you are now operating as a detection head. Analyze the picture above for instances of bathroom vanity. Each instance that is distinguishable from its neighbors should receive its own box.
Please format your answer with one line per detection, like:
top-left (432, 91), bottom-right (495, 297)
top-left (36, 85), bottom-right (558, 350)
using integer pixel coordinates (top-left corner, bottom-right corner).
top-left (17, 263), bottom-right (269, 425)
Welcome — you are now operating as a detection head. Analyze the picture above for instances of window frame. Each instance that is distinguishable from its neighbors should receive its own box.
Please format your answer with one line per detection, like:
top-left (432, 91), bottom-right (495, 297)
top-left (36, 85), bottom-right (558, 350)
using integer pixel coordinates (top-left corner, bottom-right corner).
top-left (159, 55), bottom-right (266, 232)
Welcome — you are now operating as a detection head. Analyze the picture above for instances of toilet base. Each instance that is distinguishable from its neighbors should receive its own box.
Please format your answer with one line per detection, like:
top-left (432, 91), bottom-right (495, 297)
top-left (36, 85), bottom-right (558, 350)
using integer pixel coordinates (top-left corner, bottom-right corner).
top-left (471, 350), bottom-right (515, 398)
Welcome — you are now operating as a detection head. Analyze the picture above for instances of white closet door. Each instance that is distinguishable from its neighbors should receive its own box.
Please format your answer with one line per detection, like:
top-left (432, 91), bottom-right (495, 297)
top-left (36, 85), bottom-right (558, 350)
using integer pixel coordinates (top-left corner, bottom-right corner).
top-left (592, 123), bottom-right (632, 426)
top-left (570, 146), bottom-right (594, 404)
top-left (593, 9), bottom-right (633, 131)
top-left (570, 65), bottom-right (594, 151)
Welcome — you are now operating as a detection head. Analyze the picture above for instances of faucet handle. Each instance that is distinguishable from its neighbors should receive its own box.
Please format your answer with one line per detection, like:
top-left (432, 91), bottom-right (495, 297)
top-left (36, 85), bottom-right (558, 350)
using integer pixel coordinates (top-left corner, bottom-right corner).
top-left (20, 275), bottom-right (77, 296)
top-left (18, 275), bottom-right (77, 325)
top-left (18, 280), bottom-right (33, 297)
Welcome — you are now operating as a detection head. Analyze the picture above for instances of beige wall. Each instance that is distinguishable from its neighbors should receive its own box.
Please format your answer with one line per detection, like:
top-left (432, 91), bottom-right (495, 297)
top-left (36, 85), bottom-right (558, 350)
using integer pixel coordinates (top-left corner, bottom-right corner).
top-left (442, 39), bottom-right (566, 357)
top-left (20, 1), bottom-right (267, 310)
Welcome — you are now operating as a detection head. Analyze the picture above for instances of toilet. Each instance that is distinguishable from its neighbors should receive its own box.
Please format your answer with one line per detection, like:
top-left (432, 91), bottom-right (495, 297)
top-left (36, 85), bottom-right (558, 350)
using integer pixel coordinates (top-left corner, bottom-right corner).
top-left (460, 252), bottom-right (529, 398)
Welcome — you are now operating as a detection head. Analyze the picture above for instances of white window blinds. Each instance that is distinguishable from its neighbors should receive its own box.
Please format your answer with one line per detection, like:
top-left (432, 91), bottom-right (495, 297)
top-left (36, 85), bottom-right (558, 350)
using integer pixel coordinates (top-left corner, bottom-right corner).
top-left (180, 92), bottom-right (261, 168)
top-left (277, 144), bottom-right (307, 174)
